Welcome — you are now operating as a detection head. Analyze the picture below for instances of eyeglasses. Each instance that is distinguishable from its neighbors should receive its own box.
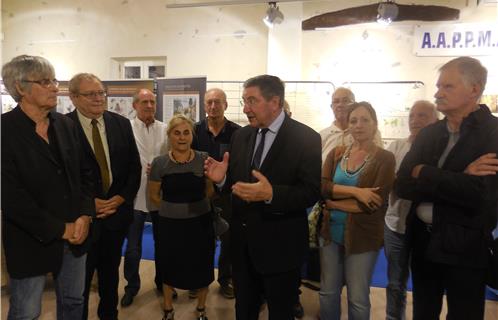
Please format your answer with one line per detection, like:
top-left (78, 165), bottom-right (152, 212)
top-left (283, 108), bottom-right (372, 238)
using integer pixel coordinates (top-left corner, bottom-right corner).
top-left (242, 97), bottom-right (259, 107)
top-left (331, 98), bottom-right (353, 106)
top-left (205, 99), bottom-right (223, 106)
top-left (78, 91), bottom-right (107, 99)
top-left (22, 79), bottom-right (59, 88)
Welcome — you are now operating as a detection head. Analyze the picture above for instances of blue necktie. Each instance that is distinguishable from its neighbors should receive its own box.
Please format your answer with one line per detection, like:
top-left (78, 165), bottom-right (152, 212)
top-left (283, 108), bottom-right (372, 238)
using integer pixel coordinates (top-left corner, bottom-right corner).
top-left (252, 128), bottom-right (269, 170)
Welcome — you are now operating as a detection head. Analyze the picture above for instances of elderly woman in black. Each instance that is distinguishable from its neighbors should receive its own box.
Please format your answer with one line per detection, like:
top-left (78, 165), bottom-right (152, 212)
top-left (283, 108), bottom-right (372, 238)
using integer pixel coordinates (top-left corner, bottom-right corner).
top-left (149, 114), bottom-right (215, 320)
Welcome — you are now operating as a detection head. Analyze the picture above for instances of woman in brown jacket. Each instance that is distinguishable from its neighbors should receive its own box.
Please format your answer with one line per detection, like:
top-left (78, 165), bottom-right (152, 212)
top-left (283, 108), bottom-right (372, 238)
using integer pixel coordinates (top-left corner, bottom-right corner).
top-left (319, 102), bottom-right (395, 320)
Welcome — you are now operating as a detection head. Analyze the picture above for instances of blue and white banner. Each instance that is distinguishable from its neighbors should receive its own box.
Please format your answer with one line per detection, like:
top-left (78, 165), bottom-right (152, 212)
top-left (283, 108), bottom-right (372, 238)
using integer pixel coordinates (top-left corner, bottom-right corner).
top-left (414, 23), bottom-right (498, 56)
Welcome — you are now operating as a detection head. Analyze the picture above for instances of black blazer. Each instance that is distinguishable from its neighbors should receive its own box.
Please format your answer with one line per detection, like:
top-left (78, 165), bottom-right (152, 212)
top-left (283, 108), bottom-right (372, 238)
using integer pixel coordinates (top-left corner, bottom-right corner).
top-left (395, 105), bottom-right (498, 268)
top-left (1, 106), bottom-right (94, 278)
top-left (227, 114), bottom-right (321, 274)
top-left (67, 110), bottom-right (141, 231)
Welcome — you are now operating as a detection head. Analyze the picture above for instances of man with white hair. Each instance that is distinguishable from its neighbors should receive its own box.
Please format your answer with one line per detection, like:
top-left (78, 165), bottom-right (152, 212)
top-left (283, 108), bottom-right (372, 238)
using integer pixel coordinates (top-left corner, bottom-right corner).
top-left (121, 88), bottom-right (170, 307)
top-left (395, 57), bottom-right (498, 319)
top-left (192, 88), bottom-right (241, 299)
top-left (384, 100), bottom-right (438, 320)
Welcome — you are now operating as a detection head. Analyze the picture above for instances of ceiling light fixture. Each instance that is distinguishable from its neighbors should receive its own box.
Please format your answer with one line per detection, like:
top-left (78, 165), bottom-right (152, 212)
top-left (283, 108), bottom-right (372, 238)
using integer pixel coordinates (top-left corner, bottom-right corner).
top-left (263, 2), bottom-right (284, 28)
top-left (377, 0), bottom-right (398, 25)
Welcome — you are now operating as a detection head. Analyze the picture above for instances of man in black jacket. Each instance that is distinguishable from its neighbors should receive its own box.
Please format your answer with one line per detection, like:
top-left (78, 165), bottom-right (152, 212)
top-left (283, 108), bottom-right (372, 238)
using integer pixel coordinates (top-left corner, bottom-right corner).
top-left (192, 88), bottom-right (241, 299)
top-left (67, 73), bottom-right (141, 320)
top-left (1, 55), bottom-right (94, 319)
top-left (395, 56), bottom-right (498, 320)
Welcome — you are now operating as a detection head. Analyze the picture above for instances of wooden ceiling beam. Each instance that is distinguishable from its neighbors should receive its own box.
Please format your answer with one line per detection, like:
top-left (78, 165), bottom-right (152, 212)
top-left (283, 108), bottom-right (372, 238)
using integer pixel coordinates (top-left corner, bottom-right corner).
top-left (302, 4), bottom-right (460, 30)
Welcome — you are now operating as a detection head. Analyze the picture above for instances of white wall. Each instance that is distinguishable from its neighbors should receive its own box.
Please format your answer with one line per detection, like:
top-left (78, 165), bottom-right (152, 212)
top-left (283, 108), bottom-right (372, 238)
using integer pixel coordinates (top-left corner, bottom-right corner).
top-left (0, 0), bottom-right (3, 66)
top-left (267, 2), bottom-right (303, 80)
top-left (300, 0), bottom-right (498, 100)
top-left (2, 0), bottom-right (497, 101)
top-left (1, 0), bottom-right (268, 80)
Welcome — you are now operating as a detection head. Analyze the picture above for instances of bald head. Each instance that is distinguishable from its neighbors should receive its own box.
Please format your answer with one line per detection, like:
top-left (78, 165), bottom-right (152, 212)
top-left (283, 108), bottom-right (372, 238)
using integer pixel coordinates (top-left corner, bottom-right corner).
top-left (409, 100), bottom-right (438, 139)
top-left (133, 88), bottom-right (157, 126)
top-left (205, 88), bottom-right (228, 120)
top-left (331, 87), bottom-right (355, 128)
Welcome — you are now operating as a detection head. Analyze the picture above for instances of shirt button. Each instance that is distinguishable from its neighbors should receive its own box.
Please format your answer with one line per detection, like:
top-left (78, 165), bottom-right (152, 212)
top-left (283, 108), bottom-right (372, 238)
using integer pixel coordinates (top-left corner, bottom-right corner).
top-left (57, 169), bottom-right (62, 174)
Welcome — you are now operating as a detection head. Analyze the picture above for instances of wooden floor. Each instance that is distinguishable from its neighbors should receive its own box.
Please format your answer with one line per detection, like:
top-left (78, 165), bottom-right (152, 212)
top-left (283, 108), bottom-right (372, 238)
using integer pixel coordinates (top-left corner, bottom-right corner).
top-left (1, 259), bottom-right (497, 319)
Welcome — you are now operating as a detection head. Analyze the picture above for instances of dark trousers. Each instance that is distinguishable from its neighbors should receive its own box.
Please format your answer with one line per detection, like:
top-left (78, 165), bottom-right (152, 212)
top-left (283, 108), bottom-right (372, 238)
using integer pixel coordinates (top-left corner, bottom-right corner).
top-left (82, 226), bottom-right (127, 320)
top-left (123, 210), bottom-right (162, 294)
top-left (123, 210), bottom-right (147, 295)
top-left (214, 195), bottom-right (232, 285)
top-left (233, 245), bottom-right (300, 320)
top-left (411, 221), bottom-right (486, 320)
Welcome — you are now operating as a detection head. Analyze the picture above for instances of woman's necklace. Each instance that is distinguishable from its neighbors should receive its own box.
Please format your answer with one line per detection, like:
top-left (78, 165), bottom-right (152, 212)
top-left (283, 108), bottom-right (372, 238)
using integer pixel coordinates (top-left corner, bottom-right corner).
top-left (170, 149), bottom-right (194, 165)
top-left (340, 144), bottom-right (372, 178)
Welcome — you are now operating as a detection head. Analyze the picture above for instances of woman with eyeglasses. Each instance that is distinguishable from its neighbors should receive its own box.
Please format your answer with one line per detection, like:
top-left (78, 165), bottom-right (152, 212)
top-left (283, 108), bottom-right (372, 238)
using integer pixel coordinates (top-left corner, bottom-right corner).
top-left (319, 102), bottom-right (395, 320)
top-left (148, 114), bottom-right (215, 320)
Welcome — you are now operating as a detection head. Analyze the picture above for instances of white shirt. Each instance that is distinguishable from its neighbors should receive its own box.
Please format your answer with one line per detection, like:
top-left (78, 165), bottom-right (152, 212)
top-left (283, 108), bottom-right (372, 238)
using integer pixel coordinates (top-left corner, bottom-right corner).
top-left (319, 122), bottom-right (383, 163)
top-left (319, 122), bottom-right (353, 163)
top-left (77, 110), bottom-right (113, 185)
top-left (385, 138), bottom-right (412, 234)
top-left (130, 118), bottom-right (168, 212)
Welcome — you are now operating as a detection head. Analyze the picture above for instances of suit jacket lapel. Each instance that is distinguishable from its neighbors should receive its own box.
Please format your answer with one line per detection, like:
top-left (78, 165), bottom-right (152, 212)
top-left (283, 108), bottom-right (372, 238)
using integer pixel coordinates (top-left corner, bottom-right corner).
top-left (243, 128), bottom-right (258, 181)
top-left (68, 111), bottom-right (97, 164)
top-left (259, 116), bottom-right (289, 173)
top-left (102, 111), bottom-right (115, 175)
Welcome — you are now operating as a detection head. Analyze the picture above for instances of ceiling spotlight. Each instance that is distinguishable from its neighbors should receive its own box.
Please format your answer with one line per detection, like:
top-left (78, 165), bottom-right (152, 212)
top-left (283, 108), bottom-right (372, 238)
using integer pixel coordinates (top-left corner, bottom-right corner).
top-left (377, 1), bottom-right (398, 25)
top-left (263, 2), bottom-right (284, 28)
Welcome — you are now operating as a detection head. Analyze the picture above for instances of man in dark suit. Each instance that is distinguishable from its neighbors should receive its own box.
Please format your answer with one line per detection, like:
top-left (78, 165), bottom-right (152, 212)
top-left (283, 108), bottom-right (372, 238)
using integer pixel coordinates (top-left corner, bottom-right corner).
top-left (67, 73), bottom-right (141, 320)
top-left (1, 55), bottom-right (94, 319)
top-left (205, 75), bottom-right (321, 320)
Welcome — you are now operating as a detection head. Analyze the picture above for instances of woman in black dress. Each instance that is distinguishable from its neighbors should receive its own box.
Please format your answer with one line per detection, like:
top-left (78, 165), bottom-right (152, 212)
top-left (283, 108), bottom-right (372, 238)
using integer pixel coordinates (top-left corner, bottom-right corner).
top-left (149, 114), bottom-right (215, 320)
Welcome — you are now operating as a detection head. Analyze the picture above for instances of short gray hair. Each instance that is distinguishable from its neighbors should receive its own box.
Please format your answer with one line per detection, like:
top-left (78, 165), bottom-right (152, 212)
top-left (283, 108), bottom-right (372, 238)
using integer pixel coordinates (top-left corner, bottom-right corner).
top-left (68, 73), bottom-right (102, 94)
top-left (333, 87), bottom-right (355, 102)
top-left (1, 55), bottom-right (55, 102)
top-left (412, 100), bottom-right (438, 120)
top-left (205, 88), bottom-right (227, 103)
top-left (440, 57), bottom-right (487, 97)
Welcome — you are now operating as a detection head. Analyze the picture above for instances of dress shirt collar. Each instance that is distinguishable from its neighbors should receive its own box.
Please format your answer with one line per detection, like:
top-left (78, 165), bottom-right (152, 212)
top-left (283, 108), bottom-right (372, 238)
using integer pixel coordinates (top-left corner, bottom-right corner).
top-left (133, 117), bottom-right (156, 129)
top-left (329, 121), bottom-right (349, 134)
top-left (77, 110), bottom-right (104, 128)
top-left (261, 109), bottom-right (285, 134)
top-left (203, 117), bottom-right (229, 135)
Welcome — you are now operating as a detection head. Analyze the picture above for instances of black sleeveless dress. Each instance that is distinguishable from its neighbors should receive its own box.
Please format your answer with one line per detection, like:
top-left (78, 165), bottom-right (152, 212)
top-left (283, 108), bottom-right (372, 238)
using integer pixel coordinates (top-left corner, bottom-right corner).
top-left (150, 151), bottom-right (215, 289)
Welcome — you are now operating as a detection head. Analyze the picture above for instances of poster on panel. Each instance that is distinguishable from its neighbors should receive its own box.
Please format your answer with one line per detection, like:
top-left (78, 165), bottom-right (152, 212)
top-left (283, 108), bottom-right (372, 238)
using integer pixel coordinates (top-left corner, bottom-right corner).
top-left (156, 77), bottom-right (207, 124)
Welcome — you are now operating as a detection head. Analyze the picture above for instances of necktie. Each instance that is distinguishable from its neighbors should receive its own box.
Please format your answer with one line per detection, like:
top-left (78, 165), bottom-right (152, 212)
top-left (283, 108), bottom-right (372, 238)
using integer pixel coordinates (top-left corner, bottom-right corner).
top-left (91, 119), bottom-right (110, 193)
top-left (252, 128), bottom-right (269, 170)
